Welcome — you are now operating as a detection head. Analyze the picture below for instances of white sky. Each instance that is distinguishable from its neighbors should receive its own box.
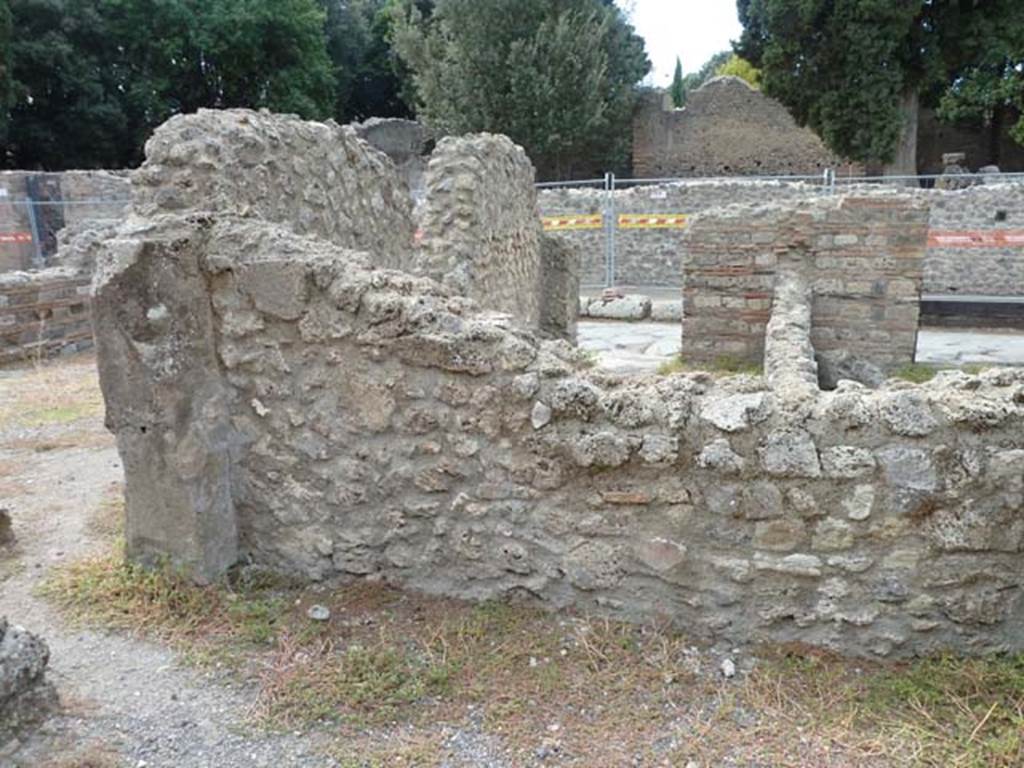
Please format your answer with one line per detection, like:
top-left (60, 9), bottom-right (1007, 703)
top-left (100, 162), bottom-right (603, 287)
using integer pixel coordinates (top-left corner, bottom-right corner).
top-left (619, 0), bottom-right (744, 86)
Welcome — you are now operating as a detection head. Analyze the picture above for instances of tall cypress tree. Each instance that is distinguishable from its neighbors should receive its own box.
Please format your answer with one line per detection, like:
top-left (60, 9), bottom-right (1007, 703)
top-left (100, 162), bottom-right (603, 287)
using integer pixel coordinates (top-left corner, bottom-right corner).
top-left (669, 56), bottom-right (685, 108)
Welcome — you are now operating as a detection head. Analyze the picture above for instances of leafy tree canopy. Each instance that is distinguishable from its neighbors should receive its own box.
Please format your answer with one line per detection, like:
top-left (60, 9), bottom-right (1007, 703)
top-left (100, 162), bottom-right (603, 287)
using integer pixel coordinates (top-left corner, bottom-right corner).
top-left (391, 0), bottom-right (649, 180)
top-left (716, 54), bottom-right (760, 89)
top-left (0, 0), bottom-right (12, 145)
top-left (735, 0), bottom-right (1024, 164)
top-left (682, 50), bottom-right (731, 94)
top-left (4, 0), bottom-right (338, 169)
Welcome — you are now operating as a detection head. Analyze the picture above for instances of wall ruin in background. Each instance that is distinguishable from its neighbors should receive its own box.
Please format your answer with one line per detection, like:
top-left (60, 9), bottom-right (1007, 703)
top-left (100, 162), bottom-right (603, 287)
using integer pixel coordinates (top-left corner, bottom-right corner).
top-left (631, 78), bottom-right (855, 179)
top-left (681, 196), bottom-right (927, 371)
top-left (539, 180), bottom-right (1024, 296)
top-left (0, 171), bottom-right (129, 274)
top-left (92, 108), bottom-right (1024, 659)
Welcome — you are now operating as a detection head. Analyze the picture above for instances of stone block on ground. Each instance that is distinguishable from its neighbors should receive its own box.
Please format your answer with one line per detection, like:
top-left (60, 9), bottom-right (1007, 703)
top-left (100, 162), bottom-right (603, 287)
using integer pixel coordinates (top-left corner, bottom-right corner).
top-left (0, 618), bottom-right (57, 741)
top-left (586, 294), bottom-right (652, 321)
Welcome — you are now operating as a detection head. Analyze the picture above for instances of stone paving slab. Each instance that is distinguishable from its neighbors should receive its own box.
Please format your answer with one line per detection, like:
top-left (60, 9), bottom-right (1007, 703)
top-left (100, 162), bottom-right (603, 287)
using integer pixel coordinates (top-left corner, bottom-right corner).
top-left (578, 320), bottom-right (1024, 374)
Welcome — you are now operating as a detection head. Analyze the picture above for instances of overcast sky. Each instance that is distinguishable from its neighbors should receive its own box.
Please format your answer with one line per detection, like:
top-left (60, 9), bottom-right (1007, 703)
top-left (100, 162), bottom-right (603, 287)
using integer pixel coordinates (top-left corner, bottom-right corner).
top-left (619, 0), bottom-right (744, 86)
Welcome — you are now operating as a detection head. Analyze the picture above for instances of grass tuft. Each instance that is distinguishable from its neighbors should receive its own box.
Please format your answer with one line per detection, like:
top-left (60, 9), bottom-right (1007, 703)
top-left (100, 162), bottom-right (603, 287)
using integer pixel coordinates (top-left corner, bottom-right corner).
top-left (892, 363), bottom-right (941, 383)
top-left (657, 354), bottom-right (763, 377)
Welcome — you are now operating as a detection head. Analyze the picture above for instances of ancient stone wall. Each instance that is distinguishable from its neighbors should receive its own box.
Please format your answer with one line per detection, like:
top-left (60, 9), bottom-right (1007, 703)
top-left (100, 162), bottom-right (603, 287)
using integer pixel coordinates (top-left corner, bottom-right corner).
top-left (94, 206), bottom-right (1024, 659)
top-left (632, 78), bottom-right (856, 179)
top-left (540, 180), bottom-right (1024, 295)
top-left (922, 183), bottom-right (1024, 295)
top-left (682, 196), bottom-right (927, 370)
top-left (917, 107), bottom-right (1024, 175)
top-left (133, 109), bottom-right (416, 270)
top-left (416, 134), bottom-right (543, 329)
top-left (0, 268), bottom-right (93, 363)
top-left (0, 170), bottom-right (129, 273)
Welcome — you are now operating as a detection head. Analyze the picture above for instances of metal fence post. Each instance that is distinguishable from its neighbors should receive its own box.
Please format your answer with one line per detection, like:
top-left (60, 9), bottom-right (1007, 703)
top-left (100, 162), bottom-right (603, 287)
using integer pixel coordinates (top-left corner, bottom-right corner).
top-left (604, 172), bottom-right (617, 288)
top-left (25, 200), bottom-right (44, 269)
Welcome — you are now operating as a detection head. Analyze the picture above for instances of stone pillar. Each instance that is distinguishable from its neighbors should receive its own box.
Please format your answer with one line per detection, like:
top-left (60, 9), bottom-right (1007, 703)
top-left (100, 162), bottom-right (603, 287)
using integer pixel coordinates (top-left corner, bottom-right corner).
top-left (539, 235), bottom-right (580, 342)
top-left (92, 232), bottom-right (239, 583)
top-left (764, 269), bottom-right (819, 400)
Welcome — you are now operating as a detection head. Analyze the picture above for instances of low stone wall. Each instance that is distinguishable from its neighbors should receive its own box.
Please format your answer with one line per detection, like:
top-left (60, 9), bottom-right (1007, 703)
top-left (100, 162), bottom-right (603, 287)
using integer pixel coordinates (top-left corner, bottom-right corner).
top-left (94, 207), bottom-right (1024, 659)
top-left (682, 196), bottom-right (927, 371)
top-left (0, 268), bottom-right (93, 363)
top-left (416, 134), bottom-right (543, 329)
top-left (540, 181), bottom-right (1024, 295)
top-left (539, 181), bottom-right (830, 286)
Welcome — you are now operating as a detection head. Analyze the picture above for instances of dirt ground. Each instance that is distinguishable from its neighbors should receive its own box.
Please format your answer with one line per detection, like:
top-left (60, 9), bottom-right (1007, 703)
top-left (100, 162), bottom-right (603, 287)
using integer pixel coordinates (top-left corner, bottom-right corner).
top-left (1, 354), bottom-right (1021, 768)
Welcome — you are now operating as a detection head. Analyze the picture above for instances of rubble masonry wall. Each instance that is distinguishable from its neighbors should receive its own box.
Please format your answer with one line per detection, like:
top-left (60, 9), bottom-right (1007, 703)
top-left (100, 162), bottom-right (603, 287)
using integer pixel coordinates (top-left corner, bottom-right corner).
top-left (93, 211), bottom-right (1024, 660)
top-left (90, 109), bottom-right (1024, 659)
top-left (416, 134), bottom-right (543, 330)
top-left (0, 268), bottom-right (93, 363)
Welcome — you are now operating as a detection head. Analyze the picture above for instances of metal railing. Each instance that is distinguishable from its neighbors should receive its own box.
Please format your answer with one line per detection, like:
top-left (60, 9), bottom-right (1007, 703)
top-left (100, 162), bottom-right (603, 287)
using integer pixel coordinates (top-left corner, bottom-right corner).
top-left (537, 169), bottom-right (1024, 288)
top-left (0, 198), bottom-right (130, 268)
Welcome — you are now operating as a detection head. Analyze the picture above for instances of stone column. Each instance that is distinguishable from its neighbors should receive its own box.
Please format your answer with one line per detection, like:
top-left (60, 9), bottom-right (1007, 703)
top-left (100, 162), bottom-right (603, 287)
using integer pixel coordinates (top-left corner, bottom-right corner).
top-left (92, 231), bottom-right (239, 583)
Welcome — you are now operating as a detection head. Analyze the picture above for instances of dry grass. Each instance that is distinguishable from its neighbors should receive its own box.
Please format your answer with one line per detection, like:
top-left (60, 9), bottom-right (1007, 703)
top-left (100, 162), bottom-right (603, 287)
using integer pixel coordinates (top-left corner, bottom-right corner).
top-left (657, 354), bottom-right (764, 377)
top-left (88, 483), bottom-right (126, 539)
top-left (41, 539), bottom-right (1024, 767)
top-left (0, 356), bottom-right (105, 431)
top-left (39, 742), bottom-right (123, 768)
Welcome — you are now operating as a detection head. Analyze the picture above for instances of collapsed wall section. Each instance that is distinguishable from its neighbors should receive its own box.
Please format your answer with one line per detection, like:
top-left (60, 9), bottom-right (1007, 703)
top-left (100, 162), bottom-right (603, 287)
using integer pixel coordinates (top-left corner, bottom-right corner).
top-left (93, 209), bottom-right (1024, 658)
top-left (681, 196), bottom-right (927, 370)
top-left (417, 134), bottom-right (543, 329)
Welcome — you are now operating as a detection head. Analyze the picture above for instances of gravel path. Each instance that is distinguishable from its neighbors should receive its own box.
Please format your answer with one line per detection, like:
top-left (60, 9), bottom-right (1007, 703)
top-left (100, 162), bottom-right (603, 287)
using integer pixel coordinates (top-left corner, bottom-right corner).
top-left (0, 427), bottom-right (342, 766)
top-left (0, 357), bottom-right (515, 767)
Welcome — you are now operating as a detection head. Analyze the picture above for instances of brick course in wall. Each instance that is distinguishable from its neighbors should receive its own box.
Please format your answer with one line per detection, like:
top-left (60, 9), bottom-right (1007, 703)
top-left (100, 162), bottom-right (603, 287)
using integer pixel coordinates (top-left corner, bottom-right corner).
top-left (0, 269), bottom-right (93, 363)
top-left (681, 196), bottom-right (928, 370)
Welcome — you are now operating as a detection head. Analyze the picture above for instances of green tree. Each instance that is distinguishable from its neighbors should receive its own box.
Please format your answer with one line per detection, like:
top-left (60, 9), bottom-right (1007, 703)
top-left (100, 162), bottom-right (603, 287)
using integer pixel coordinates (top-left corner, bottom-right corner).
top-left (3, 0), bottom-right (336, 170)
top-left (735, 0), bottom-right (1024, 172)
top-left (4, 0), bottom-right (131, 169)
top-left (322, 0), bottom-right (407, 121)
top-left (715, 54), bottom-right (760, 88)
top-left (0, 0), bottom-right (12, 149)
top-left (937, 20), bottom-right (1024, 159)
top-left (392, 0), bottom-right (649, 180)
top-left (670, 56), bottom-right (685, 108)
top-left (682, 49), bottom-right (731, 94)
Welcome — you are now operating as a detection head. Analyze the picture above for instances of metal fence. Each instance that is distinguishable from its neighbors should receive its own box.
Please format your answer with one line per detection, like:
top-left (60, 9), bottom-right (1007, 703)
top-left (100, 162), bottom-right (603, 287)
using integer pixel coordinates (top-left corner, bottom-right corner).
top-left (537, 170), bottom-right (1024, 288)
top-left (0, 197), bottom-right (130, 270)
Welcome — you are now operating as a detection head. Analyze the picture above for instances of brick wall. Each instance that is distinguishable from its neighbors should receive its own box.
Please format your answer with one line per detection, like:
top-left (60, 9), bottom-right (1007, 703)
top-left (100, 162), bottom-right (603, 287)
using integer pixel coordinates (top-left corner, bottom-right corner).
top-left (0, 269), bottom-right (93, 363)
top-left (682, 196), bottom-right (928, 370)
